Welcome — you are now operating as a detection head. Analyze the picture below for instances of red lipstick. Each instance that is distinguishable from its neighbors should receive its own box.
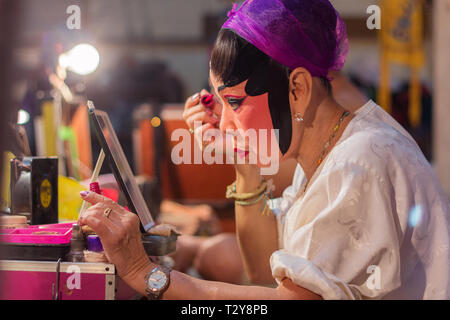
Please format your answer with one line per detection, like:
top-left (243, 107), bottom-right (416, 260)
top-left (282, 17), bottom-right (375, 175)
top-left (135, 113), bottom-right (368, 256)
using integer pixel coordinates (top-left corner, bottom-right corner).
top-left (234, 148), bottom-right (250, 158)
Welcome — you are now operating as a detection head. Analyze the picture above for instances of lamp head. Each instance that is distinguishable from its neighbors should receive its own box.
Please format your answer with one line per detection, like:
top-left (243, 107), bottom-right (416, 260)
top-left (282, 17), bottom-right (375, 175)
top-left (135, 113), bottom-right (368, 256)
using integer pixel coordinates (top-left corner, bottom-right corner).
top-left (58, 43), bottom-right (100, 76)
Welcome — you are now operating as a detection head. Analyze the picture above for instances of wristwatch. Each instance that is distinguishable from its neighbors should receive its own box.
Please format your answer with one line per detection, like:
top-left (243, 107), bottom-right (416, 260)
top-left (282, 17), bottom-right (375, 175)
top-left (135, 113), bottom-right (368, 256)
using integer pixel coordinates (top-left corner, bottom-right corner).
top-left (144, 265), bottom-right (171, 300)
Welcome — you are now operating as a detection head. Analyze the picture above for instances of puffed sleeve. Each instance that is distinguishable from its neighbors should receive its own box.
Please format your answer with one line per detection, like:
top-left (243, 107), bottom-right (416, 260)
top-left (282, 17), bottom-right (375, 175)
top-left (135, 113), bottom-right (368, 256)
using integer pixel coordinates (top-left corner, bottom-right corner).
top-left (270, 160), bottom-right (403, 300)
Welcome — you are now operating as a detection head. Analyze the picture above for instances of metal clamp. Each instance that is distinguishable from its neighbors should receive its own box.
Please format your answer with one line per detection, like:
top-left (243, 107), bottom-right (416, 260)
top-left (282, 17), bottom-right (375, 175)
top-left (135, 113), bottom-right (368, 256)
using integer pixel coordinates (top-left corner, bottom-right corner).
top-left (52, 258), bottom-right (62, 300)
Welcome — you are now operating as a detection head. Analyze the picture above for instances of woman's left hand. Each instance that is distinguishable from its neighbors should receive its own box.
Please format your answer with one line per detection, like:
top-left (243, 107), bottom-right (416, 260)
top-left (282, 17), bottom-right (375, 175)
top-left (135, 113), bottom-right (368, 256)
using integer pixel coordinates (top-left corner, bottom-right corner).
top-left (78, 191), bottom-right (152, 283)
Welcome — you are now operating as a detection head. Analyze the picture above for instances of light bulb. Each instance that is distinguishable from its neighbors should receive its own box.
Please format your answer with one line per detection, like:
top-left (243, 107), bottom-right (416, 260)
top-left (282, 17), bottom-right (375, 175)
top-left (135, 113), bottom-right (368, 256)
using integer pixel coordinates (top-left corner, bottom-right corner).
top-left (58, 43), bottom-right (100, 76)
top-left (17, 109), bottom-right (30, 125)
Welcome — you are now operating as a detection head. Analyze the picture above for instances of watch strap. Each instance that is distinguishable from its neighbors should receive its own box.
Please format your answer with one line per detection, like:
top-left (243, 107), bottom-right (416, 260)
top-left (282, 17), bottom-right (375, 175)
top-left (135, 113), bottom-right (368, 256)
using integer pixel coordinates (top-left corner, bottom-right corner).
top-left (145, 265), bottom-right (171, 300)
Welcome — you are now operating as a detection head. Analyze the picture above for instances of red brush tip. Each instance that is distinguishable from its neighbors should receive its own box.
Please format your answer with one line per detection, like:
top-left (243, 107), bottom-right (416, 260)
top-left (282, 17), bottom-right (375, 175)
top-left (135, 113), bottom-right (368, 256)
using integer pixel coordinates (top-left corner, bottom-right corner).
top-left (89, 182), bottom-right (102, 195)
top-left (201, 94), bottom-right (214, 108)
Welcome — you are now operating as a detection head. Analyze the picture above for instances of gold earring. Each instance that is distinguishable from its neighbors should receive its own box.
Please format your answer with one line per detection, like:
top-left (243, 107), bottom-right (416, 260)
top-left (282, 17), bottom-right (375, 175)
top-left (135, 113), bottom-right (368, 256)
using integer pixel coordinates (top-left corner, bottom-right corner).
top-left (294, 113), bottom-right (304, 122)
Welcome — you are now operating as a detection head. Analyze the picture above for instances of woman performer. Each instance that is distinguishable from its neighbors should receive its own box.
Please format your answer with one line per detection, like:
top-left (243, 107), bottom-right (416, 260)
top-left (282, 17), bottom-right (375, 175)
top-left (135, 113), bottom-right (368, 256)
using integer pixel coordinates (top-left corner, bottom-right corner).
top-left (79, 0), bottom-right (449, 299)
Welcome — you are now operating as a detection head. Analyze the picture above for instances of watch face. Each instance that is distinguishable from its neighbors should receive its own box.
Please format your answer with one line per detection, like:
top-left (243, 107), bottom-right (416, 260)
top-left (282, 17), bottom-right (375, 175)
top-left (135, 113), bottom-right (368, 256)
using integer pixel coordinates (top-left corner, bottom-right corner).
top-left (148, 270), bottom-right (167, 290)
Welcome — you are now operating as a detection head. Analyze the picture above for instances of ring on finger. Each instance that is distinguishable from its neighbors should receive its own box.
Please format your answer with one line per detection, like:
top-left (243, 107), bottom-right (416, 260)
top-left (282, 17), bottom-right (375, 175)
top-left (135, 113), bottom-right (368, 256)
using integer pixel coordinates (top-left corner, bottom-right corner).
top-left (189, 128), bottom-right (194, 134)
top-left (103, 208), bottom-right (112, 218)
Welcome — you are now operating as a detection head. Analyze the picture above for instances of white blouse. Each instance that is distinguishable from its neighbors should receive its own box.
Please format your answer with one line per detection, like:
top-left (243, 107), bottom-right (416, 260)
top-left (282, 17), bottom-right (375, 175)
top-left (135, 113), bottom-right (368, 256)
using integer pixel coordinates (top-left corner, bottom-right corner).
top-left (269, 100), bottom-right (450, 299)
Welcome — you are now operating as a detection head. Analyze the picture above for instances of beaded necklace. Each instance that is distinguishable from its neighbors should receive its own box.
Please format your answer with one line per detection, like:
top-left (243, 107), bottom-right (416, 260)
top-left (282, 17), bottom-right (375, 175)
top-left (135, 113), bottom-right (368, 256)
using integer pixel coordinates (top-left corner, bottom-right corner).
top-left (317, 110), bottom-right (350, 166)
top-left (301, 110), bottom-right (351, 193)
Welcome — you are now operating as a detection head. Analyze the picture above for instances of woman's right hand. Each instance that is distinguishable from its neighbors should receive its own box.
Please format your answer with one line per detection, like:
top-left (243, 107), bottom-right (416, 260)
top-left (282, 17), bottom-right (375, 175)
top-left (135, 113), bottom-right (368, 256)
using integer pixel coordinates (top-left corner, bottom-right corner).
top-left (183, 89), bottom-right (221, 150)
top-left (183, 89), bottom-right (261, 186)
top-left (183, 89), bottom-right (220, 129)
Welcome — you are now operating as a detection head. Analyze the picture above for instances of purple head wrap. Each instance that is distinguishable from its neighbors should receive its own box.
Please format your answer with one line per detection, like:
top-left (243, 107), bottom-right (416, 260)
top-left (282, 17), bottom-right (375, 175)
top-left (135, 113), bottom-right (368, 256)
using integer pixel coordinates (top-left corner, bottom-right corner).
top-left (222, 0), bottom-right (349, 78)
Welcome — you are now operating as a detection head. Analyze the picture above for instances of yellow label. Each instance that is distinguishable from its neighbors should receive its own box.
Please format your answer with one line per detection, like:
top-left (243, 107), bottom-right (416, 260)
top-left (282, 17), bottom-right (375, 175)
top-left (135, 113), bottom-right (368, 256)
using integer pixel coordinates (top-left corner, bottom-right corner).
top-left (42, 101), bottom-right (57, 156)
top-left (1, 151), bottom-right (15, 210)
top-left (40, 179), bottom-right (52, 208)
top-left (151, 116), bottom-right (161, 128)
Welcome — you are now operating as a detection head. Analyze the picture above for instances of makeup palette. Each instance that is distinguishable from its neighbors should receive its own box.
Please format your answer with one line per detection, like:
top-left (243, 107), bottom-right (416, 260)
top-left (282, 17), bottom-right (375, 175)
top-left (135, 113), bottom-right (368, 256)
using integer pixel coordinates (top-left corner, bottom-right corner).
top-left (0, 222), bottom-right (74, 261)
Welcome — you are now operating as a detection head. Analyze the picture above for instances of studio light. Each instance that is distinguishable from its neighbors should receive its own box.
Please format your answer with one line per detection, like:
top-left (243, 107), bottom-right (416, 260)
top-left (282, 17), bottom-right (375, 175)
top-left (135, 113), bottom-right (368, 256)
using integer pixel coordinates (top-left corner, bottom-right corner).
top-left (17, 109), bottom-right (30, 125)
top-left (58, 43), bottom-right (100, 76)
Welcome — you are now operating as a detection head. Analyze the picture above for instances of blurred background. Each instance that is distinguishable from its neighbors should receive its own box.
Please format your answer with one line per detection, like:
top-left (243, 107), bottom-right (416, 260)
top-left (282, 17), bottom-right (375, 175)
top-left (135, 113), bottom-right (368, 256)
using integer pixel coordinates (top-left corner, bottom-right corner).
top-left (1, 0), bottom-right (450, 236)
top-left (1, 0), bottom-right (450, 297)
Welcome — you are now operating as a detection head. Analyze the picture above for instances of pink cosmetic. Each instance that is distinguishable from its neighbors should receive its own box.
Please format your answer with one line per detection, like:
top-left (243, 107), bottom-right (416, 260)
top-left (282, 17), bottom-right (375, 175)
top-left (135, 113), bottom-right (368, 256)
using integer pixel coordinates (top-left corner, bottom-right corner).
top-left (0, 224), bottom-right (73, 245)
top-left (201, 94), bottom-right (220, 126)
top-left (201, 94), bottom-right (214, 108)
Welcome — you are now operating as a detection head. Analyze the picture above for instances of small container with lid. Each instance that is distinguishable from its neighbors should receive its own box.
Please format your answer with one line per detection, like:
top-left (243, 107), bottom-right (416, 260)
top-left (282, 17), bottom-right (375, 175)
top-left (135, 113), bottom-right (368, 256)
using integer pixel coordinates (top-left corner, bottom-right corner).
top-left (87, 235), bottom-right (104, 252)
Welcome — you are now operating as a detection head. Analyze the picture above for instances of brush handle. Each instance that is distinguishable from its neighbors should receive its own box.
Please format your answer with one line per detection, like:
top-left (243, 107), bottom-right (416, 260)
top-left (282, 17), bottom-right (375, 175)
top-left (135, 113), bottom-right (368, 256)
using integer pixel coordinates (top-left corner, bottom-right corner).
top-left (90, 149), bottom-right (105, 182)
top-left (78, 149), bottom-right (105, 219)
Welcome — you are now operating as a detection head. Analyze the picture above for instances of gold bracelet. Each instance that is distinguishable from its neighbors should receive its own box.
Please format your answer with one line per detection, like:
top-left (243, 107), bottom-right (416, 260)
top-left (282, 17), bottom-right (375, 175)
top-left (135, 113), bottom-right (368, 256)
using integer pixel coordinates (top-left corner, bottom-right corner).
top-left (226, 179), bottom-right (267, 201)
top-left (235, 191), bottom-right (267, 206)
top-left (235, 192), bottom-right (272, 217)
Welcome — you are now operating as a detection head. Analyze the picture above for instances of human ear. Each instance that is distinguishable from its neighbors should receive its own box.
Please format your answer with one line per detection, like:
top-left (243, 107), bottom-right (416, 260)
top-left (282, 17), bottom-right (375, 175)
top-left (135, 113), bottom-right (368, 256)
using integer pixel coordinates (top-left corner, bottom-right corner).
top-left (289, 67), bottom-right (313, 115)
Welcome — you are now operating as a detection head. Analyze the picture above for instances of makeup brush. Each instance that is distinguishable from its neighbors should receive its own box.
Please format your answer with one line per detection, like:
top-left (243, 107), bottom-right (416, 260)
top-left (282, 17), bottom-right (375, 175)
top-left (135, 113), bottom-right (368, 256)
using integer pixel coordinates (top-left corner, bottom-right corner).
top-left (201, 94), bottom-right (219, 126)
top-left (78, 149), bottom-right (105, 220)
top-left (201, 94), bottom-right (214, 108)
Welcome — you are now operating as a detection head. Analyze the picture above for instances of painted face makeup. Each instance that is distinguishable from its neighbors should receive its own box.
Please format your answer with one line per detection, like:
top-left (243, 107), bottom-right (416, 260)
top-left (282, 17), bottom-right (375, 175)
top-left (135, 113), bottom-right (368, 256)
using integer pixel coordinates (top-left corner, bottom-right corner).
top-left (209, 52), bottom-right (294, 172)
top-left (210, 73), bottom-right (281, 173)
top-left (211, 34), bottom-right (293, 155)
top-left (223, 94), bottom-right (247, 112)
